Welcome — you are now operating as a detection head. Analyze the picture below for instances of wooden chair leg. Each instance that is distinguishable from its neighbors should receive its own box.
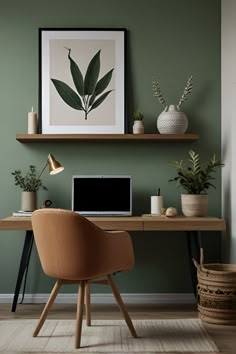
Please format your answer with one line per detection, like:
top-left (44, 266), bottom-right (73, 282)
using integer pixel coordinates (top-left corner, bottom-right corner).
top-left (33, 279), bottom-right (62, 337)
top-left (85, 282), bottom-right (91, 326)
top-left (107, 274), bottom-right (137, 338)
top-left (75, 280), bottom-right (86, 348)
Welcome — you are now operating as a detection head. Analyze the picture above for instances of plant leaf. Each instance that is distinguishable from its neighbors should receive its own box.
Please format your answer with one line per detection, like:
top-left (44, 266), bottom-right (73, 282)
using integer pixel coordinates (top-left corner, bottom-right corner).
top-left (95, 69), bottom-right (114, 95)
top-left (90, 90), bottom-right (113, 111)
top-left (51, 79), bottom-right (83, 110)
top-left (84, 50), bottom-right (101, 95)
top-left (67, 49), bottom-right (84, 96)
top-left (88, 94), bottom-right (96, 107)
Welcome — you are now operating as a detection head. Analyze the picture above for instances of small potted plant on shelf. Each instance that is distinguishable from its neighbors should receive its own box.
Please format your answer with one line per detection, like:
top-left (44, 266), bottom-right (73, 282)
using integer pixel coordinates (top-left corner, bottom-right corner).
top-left (11, 165), bottom-right (47, 211)
top-left (133, 111), bottom-right (144, 134)
top-left (169, 150), bottom-right (224, 216)
top-left (152, 75), bottom-right (193, 134)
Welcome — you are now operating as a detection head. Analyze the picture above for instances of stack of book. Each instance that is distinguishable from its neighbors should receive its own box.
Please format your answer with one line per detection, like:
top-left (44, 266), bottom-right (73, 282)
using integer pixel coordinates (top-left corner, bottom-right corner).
top-left (12, 210), bottom-right (32, 217)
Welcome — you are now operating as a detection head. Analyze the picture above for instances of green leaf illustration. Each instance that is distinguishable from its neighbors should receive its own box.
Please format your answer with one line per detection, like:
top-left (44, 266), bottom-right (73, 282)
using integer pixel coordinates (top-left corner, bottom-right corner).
top-left (51, 79), bottom-right (83, 110)
top-left (67, 48), bottom-right (84, 96)
top-left (51, 48), bottom-right (114, 120)
top-left (84, 50), bottom-right (101, 95)
top-left (88, 94), bottom-right (96, 107)
top-left (95, 69), bottom-right (114, 95)
top-left (90, 90), bottom-right (113, 111)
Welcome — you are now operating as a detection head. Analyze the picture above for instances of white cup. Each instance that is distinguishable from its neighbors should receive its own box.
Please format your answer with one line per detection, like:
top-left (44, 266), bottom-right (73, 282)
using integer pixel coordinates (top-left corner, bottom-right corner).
top-left (151, 196), bottom-right (163, 215)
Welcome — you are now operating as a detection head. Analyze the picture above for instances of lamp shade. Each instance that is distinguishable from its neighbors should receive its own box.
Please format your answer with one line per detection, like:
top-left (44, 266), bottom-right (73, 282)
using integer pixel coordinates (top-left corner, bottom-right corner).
top-left (47, 154), bottom-right (64, 175)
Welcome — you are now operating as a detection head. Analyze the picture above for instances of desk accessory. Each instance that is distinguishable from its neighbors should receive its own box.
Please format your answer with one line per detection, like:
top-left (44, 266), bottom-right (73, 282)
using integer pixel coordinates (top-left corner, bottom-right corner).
top-left (150, 188), bottom-right (163, 215)
top-left (11, 154), bottom-right (64, 212)
top-left (12, 210), bottom-right (32, 217)
top-left (165, 207), bottom-right (177, 217)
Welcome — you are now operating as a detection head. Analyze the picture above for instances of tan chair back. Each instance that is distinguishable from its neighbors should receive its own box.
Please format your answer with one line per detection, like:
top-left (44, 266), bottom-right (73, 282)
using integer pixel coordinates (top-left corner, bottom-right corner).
top-left (32, 208), bottom-right (134, 280)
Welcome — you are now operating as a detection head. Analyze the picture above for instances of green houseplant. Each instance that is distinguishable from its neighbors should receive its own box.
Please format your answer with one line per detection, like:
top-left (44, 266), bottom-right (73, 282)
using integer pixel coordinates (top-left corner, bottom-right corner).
top-left (133, 111), bottom-right (144, 121)
top-left (133, 110), bottom-right (144, 134)
top-left (169, 150), bottom-right (223, 216)
top-left (11, 165), bottom-right (47, 192)
top-left (12, 165), bottom-right (47, 211)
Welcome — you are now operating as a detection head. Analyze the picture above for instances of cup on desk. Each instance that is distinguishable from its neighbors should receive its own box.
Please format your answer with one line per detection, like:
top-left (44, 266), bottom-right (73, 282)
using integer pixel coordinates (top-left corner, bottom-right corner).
top-left (151, 196), bottom-right (163, 215)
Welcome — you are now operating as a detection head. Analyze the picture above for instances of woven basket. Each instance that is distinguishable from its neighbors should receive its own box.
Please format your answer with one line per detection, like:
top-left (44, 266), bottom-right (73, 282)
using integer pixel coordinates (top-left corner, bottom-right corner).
top-left (193, 249), bottom-right (236, 325)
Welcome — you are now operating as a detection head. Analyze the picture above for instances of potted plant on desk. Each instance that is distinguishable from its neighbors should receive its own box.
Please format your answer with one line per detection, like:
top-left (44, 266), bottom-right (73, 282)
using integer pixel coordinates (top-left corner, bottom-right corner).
top-left (169, 150), bottom-right (224, 216)
top-left (11, 165), bottom-right (47, 211)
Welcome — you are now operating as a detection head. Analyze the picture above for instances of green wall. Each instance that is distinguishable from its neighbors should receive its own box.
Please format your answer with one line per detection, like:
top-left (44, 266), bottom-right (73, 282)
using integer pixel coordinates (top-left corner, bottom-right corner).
top-left (0, 0), bottom-right (221, 295)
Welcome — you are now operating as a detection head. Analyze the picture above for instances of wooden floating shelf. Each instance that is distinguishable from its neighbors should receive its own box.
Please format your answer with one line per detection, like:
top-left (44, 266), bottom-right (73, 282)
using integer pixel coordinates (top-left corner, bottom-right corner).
top-left (16, 133), bottom-right (199, 142)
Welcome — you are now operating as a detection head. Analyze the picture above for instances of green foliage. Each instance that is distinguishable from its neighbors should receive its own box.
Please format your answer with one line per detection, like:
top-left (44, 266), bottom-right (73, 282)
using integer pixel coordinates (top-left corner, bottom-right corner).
top-left (11, 165), bottom-right (47, 192)
top-left (152, 77), bottom-right (167, 107)
top-left (178, 75), bottom-right (193, 107)
top-left (169, 150), bottom-right (224, 194)
top-left (152, 75), bottom-right (193, 108)
top-left (51, 48), bottom-right (114, 120)
top-left (133, 111), bottom-right (144, 121)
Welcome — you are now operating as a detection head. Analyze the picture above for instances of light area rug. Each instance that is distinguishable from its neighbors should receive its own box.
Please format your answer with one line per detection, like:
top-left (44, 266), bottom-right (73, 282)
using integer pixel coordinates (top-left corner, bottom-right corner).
top-left (0, 319), bottom-right (219, 353)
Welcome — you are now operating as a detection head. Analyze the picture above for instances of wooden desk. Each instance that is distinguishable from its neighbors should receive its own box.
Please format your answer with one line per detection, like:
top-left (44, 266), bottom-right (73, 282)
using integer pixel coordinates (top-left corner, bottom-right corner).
top-left (0, 215), bottom-right (225, 231)
top-left (0, 215), bottom-right (226, 312)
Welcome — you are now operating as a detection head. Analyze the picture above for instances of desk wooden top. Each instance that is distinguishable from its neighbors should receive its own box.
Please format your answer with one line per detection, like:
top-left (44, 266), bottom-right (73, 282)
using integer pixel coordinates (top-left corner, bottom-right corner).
top-left (0, 215), bottom-right (226, 232)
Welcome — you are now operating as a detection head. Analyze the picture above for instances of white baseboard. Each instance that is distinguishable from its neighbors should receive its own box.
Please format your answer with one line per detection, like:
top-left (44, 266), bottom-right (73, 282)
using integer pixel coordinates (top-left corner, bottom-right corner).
top-left (0, 293), bottom-right (195, 305)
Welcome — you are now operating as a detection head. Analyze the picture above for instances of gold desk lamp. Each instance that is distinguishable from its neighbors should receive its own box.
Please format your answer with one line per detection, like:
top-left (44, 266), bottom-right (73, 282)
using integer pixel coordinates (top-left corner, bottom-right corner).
top-left (38, 153), bottom-right (64, 178)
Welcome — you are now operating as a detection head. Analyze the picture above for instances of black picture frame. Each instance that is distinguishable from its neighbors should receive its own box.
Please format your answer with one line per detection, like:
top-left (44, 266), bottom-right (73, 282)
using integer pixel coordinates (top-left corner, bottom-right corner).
top-left (39, 28), bottom-right (126, 134)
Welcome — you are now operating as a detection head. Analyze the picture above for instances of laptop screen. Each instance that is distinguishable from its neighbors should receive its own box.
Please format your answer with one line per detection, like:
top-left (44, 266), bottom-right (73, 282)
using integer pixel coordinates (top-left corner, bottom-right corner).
top-left (72, 175), bottom-right (132, 216)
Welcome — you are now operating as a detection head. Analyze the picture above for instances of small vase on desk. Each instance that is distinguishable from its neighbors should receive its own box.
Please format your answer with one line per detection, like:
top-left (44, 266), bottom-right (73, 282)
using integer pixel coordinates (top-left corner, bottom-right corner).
top-left (21, 191), bottom-right (37, 211)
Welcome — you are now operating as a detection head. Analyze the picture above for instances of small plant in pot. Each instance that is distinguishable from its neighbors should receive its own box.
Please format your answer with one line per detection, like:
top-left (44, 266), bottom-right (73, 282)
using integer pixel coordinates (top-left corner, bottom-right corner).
top-left (169, 150), bottom-right (224, 216)
top-left (133, 110), bottom-right (144, 134)
top-left (12, 165), bottom-right (47, 211)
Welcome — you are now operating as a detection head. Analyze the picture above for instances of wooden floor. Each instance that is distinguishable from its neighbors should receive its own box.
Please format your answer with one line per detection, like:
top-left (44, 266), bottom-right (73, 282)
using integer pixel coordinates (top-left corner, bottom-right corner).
top-left (1, 303), bottom-right (236, 353)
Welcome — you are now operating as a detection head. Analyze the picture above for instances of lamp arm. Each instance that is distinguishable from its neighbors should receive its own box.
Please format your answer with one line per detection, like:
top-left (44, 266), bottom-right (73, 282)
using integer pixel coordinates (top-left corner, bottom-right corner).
top-left (37, 161), bottom-right (48, 180)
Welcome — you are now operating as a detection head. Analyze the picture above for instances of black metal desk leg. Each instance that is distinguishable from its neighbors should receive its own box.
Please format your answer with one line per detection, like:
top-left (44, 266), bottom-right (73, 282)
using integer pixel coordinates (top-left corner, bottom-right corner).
top-left (186, 231), bottom-right (202, 298)
top-left (20, 234), bottom-right (34, 304)
top-left (11, 230), bottom-right (34, 312)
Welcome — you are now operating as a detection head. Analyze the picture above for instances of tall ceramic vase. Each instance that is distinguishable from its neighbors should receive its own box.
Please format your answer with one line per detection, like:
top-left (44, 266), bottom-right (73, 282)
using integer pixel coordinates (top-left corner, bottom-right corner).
top-left (157, 104), bottom-right (188, 134)
top-left (21, 191), bottom-right (37, 211)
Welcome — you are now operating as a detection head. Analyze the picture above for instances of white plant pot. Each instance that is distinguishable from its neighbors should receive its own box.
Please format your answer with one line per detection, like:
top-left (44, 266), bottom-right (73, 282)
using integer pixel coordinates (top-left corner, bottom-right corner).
top-left (133, 120), bottom-right (144, 134)
top-left (157, 104), bottom-right (188, 134)
top-left (21, 191), bottom-right (37, 211)
top-left (181, 194), bottom-right (208, 217)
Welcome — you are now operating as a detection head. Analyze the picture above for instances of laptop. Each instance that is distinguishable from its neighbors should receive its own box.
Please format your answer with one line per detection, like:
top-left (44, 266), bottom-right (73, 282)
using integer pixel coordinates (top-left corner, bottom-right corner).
top-left (72, 175), bottom-right (132, 216)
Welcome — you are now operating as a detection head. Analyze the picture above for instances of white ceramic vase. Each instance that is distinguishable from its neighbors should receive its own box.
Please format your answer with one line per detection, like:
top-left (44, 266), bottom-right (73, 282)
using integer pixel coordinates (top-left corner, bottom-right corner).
top-left (157, 104), bottom-right (188, 134)
top-left (181, 194), bottom-right (208, 217)
top-left (133, 120), bottom-right (144, 134)
top-left (21, 191), bottom-right (37, 211)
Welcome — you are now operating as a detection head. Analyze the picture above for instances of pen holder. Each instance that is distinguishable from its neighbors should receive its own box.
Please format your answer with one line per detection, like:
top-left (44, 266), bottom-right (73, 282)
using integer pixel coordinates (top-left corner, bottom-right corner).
top-left (151, 196), bottom-right (163, 215)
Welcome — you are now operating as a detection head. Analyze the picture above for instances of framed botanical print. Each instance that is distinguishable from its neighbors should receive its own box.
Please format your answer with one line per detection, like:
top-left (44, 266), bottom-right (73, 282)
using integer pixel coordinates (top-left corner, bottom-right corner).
top-left (39, 28), bottom-right (126, 134)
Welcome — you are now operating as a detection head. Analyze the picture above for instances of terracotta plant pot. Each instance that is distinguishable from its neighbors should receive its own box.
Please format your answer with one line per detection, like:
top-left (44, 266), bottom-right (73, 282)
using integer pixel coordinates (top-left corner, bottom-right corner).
top-left (181, 194), bottom-right (208, 217)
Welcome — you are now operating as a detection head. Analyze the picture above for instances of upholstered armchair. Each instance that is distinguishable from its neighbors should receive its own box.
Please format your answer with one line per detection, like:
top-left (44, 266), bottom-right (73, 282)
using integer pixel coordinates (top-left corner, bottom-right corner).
top-left (31, 208), bottom-right (137, 348)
